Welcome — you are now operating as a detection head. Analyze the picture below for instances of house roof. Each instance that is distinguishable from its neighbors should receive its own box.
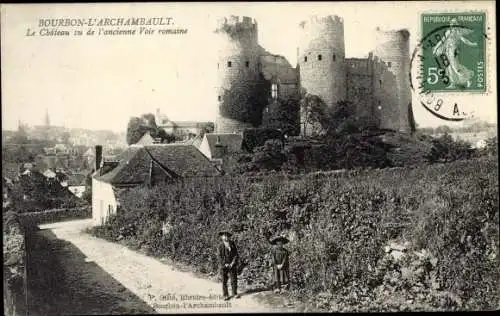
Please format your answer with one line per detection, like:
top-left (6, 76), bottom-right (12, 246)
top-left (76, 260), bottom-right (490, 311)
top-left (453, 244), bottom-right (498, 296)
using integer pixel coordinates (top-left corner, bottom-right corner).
top-left (136, 132), bottom-right (155, 145)
top-left (66, 173), bottom-right (87, 186)
top-left (204, 133), bottom-right (243, 154)
top-left (94, 144), bottom-right (220, 185)
top-left (158, 121), bottom-right (212, 128)
top-left (184, 135), bottom-right (203, 148)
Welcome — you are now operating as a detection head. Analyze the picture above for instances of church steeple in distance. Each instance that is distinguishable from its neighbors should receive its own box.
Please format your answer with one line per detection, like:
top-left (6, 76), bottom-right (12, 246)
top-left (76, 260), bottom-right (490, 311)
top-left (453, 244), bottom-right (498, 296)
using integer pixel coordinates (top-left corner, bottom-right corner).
top-left (44, 108), bottom-right (50, 126)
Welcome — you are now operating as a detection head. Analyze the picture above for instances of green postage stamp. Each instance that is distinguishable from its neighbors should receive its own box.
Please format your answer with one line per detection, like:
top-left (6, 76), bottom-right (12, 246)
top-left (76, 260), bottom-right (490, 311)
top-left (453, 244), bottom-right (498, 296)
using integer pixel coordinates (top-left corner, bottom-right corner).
top-left (421, 12), bottom-right (486, 93)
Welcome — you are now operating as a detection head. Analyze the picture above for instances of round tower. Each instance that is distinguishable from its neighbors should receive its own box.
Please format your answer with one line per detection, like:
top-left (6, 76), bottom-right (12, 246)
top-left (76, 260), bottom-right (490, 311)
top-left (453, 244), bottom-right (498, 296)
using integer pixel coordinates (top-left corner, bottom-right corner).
top-left (298, 15), bottom-right (347, 110)
top-left (214, 16), bottom-right (262, 133)
top-left (373, 28), bottom-right (411, 133)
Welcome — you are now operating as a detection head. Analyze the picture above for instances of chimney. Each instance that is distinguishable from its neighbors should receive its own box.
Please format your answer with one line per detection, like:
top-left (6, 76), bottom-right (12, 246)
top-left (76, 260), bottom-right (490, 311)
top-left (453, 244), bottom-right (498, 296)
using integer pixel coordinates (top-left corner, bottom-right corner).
top-left (213, 136), bottom-right (227, 159)
top-left (95, 145), bottom-right (103, 172)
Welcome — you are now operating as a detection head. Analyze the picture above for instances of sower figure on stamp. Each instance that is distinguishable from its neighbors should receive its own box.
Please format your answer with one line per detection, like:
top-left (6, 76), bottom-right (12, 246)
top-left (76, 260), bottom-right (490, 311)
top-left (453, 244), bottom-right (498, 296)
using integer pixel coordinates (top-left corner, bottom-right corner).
top-left (270, 236), bottom-right (290, 293)
top-left (218, 230), bottom-right (241, 300)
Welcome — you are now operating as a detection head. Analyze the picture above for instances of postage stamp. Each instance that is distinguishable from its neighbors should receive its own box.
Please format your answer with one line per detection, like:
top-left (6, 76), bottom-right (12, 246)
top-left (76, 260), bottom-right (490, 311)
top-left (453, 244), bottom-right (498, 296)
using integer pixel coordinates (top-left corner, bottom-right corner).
top-left (410, 10), bottom-right (492, 122)
top-left (420, 12), bottom-right (486, 93)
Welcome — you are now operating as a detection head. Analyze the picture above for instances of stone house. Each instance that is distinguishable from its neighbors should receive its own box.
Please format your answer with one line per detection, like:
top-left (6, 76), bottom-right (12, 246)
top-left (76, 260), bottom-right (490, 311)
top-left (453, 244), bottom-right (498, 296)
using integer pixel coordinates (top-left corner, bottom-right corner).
top-left (91, 143), bottom-right (221, 226)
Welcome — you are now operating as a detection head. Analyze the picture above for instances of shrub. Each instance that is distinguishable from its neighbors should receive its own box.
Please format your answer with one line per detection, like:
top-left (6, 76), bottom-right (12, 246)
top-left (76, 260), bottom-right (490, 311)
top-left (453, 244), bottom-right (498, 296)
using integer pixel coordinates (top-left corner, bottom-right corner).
top-left (426, 133), bottom-right (475, 163)
top-left (242, 128), bottom-right (284, 152)
top-left (88, 157), bottom-right (499, 311)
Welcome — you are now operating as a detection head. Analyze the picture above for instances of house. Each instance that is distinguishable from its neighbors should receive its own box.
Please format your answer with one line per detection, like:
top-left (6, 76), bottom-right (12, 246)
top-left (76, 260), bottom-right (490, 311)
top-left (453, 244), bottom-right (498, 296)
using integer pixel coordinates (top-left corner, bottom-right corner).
top-left (136, 132), bottom-right (161, 145)
top-left (91, 143), bottom-right (221, 226)
top-left (66, 173), bottom-right (87, 198)
top-left (198, 133), bottom-right (244, 160)
top-left (183, 135), bottom-right (203, 148)
top-left (155, 108), bottom-right (213, 140)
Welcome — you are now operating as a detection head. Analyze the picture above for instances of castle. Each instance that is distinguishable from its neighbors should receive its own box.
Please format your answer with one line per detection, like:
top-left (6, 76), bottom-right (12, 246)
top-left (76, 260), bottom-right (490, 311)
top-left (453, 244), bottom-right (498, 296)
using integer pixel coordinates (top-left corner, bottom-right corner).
top-left (213, 15), bottom-right (412, 136)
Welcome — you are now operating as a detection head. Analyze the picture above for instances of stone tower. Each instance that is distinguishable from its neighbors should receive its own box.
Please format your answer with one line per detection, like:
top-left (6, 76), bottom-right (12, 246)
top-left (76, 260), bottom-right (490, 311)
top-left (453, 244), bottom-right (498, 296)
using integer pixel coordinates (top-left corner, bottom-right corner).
top-left (298, 15), bottom-right (347, 110)
top-left (373, 28), bottom-right (411, 132)
top-left (214, 16), bottom-right (263, 133)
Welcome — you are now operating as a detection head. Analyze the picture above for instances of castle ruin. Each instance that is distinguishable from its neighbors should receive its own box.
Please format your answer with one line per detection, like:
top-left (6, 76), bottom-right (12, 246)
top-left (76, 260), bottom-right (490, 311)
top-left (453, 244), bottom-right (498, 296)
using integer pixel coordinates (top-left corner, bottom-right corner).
top-left (213, 15), bottom-right (412, 135)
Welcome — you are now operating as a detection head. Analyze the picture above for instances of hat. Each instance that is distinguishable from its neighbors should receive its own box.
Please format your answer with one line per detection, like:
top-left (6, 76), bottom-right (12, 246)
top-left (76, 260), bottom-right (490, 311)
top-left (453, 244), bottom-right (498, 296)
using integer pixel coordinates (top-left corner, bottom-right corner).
top-left (269, 236), bottom-right (289, 245)
top-left (218, 231), bottom-right (232, 237)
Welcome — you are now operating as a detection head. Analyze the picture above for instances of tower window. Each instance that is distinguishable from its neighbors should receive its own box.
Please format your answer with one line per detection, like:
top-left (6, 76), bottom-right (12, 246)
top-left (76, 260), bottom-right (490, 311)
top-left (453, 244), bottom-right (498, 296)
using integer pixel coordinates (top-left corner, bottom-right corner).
top-left (227, 61), bottom-right (232, 67)
top-left (217, 63), bottom-right (219, 69)
top-left (333, 54), bottom-right (336, 61)
top-left (304, 56), bottom-right (307, 62)
top-left (387, 62), bottom-right (392, 68)
top-left (218, 95), bottom-right (221, 101)
top-left (318, 54), bottom-right (322, 61)
top-left (379, 79), bottom-right (382, 87)
top-left (245, 61), bottom-right (250, 68)
top-left (271, 83), bottom-right (278, 99)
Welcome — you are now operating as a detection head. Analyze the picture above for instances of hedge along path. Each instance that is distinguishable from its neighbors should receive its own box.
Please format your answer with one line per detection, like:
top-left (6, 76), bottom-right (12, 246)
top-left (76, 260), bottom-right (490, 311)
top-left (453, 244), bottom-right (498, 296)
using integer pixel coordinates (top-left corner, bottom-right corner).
top-left (39, 219), bottom-right (281, 314)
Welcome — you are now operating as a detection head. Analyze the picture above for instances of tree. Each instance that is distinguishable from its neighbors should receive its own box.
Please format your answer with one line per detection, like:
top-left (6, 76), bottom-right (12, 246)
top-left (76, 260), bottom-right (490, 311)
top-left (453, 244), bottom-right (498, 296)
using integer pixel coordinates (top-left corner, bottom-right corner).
top-left (324, 100), bottom-right (359, 136)
top-left (199, 122), bottom-right (215, 138)
top-left (250, 139), bottom-right (287, 171)
top-left (262, 93), bottom-right (301, 136)
top-left (299, 93), bottom-right (328, 137)
top-left (126, 117), bottom-right (151, 145)
top-left (426, 133), bottom-right (474, 163)
top-left (127, 113), bottom-right (180, 145)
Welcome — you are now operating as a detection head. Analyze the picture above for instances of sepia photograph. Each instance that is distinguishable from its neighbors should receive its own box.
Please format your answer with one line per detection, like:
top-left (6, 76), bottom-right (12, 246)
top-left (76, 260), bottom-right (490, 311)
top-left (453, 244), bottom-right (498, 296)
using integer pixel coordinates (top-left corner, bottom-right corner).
top-left (2, 1), bottom-right (498, 314)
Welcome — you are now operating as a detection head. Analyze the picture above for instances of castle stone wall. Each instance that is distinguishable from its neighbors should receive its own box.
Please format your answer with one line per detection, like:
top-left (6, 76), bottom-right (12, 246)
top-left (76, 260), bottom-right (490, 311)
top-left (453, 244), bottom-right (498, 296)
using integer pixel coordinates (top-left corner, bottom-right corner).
top-left (345, 58), bottom-right (376, 127)
top-left (211, 15), bottom-right (412, 136)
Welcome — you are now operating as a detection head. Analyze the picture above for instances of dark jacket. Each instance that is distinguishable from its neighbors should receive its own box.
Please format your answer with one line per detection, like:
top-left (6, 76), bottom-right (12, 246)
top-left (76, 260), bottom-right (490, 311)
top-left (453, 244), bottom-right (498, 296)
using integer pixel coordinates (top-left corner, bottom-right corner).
top-left (272, 247), bottom-right (289, 268)
top-left (218, 240), bottom-right (239, 267)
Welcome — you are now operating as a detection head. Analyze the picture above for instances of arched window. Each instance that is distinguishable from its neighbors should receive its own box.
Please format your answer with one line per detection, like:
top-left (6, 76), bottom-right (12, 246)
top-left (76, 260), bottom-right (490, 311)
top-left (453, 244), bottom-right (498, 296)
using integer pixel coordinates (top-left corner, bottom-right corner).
top-left (218, 95), bottom-right (222, 101)
top-left (387, 62), bottom-right (392, 68)
top-left (318, 54), bottom-right (322, 61)
top-left (379, 79), bottom-right (382, 87)
top-left (271, 83), bottom-right (278, 99)
top-left (304, 56), bottom-right (308, 62)
top-left (217, 63), bottom-right (219, 69)
top-left (333, 54), bottom-right (336, 61)
top-left (227, 61), bottom-right (232, 67)
top-left (245, 61), bottom-right (250, 68)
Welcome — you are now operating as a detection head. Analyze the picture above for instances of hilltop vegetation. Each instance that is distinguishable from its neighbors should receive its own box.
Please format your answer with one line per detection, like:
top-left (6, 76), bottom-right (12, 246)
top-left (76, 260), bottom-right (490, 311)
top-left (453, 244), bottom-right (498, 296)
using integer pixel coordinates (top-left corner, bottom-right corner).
top-left (90, 156), bottom-right (499, 311)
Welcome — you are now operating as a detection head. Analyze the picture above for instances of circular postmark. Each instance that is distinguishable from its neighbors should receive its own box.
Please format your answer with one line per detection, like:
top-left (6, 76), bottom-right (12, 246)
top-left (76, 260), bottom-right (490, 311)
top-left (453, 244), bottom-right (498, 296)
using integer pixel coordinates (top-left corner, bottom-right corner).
top-left (410, 13), bottom-right (489, 122)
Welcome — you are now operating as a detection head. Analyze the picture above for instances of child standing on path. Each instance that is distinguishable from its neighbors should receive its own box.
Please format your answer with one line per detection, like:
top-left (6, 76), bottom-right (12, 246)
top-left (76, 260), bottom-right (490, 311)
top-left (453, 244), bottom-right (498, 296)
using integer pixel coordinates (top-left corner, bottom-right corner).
top-left (270, 236), bottom-right (290, 293)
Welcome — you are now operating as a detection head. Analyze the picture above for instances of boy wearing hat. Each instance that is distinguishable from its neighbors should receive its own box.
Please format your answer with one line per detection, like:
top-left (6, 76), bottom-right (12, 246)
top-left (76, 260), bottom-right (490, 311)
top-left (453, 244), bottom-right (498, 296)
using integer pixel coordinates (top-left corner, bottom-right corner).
top-left (218, 231), bottom-right (240, 300)
top-left (270, 236), bottom-right (290, 293)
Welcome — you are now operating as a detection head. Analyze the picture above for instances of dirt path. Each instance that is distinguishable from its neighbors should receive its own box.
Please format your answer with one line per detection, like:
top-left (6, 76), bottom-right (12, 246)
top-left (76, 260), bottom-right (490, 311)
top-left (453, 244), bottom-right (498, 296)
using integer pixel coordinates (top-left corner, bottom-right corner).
top-left (37, 219), bottom-right (285, 314)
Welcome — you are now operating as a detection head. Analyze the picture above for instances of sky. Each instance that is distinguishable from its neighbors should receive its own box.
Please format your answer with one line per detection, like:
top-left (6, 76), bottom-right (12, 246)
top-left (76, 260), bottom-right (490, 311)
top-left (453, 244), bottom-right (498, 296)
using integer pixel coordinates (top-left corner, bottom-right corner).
top-left (1, 1), bottom-right (497, 132)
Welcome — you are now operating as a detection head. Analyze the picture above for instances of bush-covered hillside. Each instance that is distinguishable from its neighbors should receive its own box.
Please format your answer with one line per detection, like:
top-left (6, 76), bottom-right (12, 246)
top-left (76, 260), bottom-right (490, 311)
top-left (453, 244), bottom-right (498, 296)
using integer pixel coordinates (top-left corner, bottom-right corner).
top-left (89, 157), bottom-right (499, 311)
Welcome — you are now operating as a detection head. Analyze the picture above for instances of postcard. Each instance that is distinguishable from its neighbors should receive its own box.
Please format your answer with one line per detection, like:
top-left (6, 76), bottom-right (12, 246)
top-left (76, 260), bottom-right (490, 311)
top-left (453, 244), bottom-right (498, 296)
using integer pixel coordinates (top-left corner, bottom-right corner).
top-left (2, 1), bottom-right (497, 314)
